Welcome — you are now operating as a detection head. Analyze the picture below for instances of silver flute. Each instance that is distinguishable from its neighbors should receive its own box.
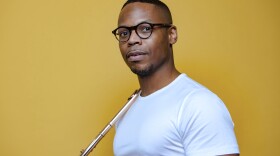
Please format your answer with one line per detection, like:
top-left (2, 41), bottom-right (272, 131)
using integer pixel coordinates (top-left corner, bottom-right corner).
top-left (80, 89), bottom-right (141, 156)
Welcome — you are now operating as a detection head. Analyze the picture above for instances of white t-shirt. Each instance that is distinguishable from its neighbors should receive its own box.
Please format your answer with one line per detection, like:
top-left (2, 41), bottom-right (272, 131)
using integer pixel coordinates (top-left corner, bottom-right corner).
top-left (114, 74), bottom-right (239, 156)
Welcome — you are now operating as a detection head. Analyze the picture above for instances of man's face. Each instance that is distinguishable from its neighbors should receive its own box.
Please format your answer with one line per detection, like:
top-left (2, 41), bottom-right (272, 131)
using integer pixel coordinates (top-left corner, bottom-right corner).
top-left (117, 2), bottom-right (173, 77)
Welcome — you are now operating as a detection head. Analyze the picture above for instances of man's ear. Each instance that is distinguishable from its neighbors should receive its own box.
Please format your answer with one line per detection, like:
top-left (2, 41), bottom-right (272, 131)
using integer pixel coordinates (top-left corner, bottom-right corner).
top-left (168, 25), bottom-right (178, 45)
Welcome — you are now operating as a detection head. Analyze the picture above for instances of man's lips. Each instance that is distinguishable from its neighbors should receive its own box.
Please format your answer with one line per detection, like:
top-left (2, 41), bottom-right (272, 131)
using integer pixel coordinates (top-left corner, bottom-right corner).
top-left (126, 50), bottom-right (148, 62)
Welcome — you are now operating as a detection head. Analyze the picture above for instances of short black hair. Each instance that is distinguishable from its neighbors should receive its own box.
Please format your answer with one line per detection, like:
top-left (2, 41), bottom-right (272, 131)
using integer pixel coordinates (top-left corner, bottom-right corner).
top-left (122, 0), bottom-right (173, 23)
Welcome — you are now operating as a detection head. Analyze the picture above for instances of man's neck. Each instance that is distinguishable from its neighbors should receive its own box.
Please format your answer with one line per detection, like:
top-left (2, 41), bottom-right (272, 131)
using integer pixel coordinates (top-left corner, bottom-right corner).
top-left (138, 68), bottom-right (180, 97)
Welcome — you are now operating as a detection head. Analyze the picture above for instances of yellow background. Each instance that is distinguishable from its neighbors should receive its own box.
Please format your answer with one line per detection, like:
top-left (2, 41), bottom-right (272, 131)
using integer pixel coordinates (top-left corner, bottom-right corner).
top-left (0, 0), bottom-right (279, 155)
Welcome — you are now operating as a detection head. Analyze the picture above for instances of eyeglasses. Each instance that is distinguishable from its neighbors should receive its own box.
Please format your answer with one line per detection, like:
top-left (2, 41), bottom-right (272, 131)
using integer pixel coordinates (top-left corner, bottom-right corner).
top-left (112, 22), bottom-right (172, 42)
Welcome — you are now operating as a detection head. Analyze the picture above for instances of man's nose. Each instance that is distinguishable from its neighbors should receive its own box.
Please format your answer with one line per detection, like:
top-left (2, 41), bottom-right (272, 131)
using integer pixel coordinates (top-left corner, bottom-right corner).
top-left (127, 30), bottom-right (142, 45)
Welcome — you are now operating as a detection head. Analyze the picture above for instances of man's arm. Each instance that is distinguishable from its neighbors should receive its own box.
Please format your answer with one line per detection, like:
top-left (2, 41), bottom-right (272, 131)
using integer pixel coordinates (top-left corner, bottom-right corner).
top-left (179, 90), bottom-right (240, 155)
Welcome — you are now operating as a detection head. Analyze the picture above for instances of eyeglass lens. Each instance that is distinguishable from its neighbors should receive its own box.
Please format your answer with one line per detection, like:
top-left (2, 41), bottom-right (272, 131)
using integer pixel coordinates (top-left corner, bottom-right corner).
top-left (115, 23), bottom-right (153, 42)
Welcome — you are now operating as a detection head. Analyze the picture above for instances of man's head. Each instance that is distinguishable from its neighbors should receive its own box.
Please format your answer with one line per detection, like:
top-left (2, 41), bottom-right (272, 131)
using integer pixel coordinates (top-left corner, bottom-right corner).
top-left (121, 0), bottom-right (173, 24)
top-left (113, 0), bottom-right (177, 77)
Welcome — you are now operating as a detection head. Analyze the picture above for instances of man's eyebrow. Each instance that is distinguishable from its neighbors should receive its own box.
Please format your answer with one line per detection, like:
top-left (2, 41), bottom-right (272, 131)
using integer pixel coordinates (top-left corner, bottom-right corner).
top-left (118, 20), bottom-right (153, 27)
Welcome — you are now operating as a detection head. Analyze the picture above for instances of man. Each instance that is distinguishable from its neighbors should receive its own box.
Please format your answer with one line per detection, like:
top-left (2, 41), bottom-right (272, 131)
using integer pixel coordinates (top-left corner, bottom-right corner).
top-left (112, 0), bottom-right (239, 155)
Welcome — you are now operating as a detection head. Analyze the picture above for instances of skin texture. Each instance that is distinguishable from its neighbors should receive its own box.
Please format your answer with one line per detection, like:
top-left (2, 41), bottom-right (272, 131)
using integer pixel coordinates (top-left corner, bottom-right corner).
top-left (117, 2), bottom-right (239, 156)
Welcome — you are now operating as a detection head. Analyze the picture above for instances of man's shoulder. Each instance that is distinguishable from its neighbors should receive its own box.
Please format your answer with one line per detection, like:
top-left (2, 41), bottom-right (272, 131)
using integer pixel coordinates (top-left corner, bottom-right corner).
top-left (173, 73), bottom-right (214, 97)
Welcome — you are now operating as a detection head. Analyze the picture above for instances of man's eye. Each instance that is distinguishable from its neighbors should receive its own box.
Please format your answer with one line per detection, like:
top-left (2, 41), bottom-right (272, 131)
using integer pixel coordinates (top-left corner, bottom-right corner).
top-left (118, 31), bottom-right (129, 37)
top-left (142, 26), bottom-right (151, 32)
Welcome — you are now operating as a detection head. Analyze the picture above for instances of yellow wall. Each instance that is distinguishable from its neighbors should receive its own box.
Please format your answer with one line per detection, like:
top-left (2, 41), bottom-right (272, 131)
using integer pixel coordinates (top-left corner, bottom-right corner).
top-left (0, 0), bottom-right (279, 155)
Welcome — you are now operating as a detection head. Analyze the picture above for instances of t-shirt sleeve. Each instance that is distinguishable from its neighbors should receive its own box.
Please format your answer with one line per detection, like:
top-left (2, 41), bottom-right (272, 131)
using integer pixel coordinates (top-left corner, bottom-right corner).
top-left (177, 89), bottom-right (239, 156)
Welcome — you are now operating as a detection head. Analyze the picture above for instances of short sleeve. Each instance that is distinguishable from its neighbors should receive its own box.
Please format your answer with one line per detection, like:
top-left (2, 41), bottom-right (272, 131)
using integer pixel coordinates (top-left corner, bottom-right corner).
top-left (177, 89), bottom-right (239, 156)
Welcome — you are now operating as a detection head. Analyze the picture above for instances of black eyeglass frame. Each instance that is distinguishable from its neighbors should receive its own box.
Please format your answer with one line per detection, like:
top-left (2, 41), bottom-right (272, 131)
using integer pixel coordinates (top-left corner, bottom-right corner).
top-left (112, 22), bottom-right (172, 42)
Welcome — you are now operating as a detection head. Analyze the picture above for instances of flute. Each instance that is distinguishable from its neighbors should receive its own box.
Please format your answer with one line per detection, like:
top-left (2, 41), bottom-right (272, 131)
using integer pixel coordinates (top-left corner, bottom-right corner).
top-left (80, 89), bottom-right (141, 156)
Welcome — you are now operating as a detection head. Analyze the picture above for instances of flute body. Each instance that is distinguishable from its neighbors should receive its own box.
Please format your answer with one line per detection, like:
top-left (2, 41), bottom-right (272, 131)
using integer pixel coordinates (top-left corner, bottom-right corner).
top-left (80, 89), bottom-right (141, 156)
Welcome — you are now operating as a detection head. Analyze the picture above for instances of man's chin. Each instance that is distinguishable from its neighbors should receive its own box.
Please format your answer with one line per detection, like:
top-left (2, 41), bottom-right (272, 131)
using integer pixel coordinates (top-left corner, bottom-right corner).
top-left (131, 68), bottom-right (152, 78)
